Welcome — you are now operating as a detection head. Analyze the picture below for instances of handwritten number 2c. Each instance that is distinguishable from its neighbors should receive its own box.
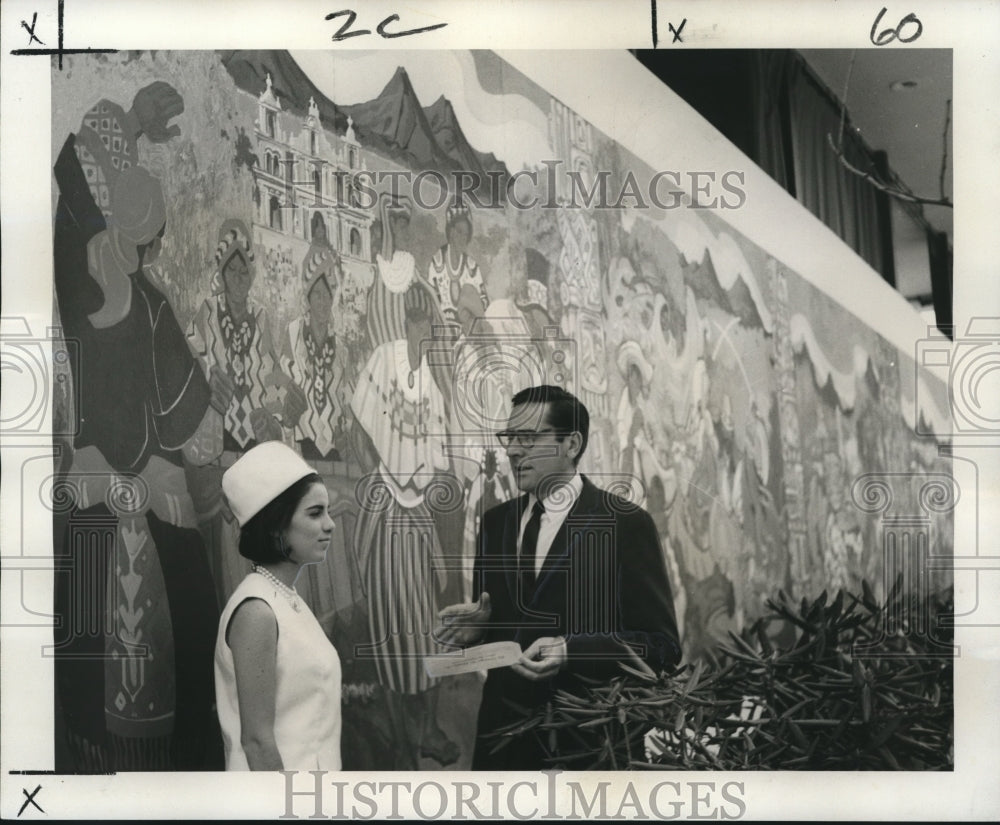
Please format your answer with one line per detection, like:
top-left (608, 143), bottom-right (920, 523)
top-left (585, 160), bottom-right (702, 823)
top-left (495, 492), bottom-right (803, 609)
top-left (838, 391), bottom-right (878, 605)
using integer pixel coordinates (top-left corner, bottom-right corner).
top-left (327, 9), bottom-right (447, 42)
top-left (870, 7), bottom-right (923, 46)
top-left (326, 10), bottom-right (370, 40)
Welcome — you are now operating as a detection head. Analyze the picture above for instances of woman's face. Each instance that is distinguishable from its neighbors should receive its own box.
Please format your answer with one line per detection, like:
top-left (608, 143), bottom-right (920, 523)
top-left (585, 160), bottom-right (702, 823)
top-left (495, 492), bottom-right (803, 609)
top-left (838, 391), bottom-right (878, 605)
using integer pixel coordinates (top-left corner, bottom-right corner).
top-left (223, 251), bottom-right (253, 304)
top-left (284, 482), bottom-right (334, 566)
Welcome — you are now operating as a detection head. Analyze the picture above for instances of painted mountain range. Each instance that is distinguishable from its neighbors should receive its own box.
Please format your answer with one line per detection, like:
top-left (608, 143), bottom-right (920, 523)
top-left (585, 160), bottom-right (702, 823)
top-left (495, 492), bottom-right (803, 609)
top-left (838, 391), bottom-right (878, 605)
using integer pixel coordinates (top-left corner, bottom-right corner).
top-left (219, 50), bottom-right (350, 135)
top-left (342, 67), bottom-right (509, 191)
top-left (220, 51), bottom-right (509, 195)
top-left (686, 249), bottom-right (767, 331)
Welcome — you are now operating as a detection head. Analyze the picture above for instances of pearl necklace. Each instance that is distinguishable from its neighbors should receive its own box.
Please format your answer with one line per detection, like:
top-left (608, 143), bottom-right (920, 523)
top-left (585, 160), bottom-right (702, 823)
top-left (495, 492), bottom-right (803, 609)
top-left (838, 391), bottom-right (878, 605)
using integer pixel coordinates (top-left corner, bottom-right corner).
top-left (252, 564), bottom-right (302, 612)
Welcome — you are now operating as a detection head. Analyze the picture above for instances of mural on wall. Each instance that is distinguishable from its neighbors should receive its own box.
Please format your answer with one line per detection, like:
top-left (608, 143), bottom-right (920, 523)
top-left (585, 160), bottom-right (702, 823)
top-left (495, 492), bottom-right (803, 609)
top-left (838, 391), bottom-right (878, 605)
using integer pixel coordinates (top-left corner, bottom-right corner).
top-left (50, 49), bottom-right (953, 772)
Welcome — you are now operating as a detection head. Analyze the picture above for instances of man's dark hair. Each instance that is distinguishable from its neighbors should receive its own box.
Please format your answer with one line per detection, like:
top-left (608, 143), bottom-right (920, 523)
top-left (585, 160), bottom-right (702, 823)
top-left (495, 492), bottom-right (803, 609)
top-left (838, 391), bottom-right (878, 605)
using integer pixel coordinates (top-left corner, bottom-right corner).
top-left (511, 384), bottom-right (589, 464)
top-left (238, 472), bottom-right (324, 563)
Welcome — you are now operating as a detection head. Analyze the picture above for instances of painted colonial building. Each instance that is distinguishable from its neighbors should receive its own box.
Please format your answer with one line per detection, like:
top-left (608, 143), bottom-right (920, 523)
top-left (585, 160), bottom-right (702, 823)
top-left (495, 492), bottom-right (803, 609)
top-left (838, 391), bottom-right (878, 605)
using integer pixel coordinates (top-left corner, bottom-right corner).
top-left (252, 73), bottom-right (373, 281)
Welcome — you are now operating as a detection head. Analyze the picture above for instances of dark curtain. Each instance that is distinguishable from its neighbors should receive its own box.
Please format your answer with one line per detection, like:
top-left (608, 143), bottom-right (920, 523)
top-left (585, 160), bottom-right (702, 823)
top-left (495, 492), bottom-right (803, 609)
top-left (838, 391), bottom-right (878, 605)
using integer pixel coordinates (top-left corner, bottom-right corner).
top-left (786, 60), bottom-right (886, 276)
top-left (634, 49), bottom-right (894, 283)
top-left (927, 229), bottom-right (953, 337)
top-left (750, 50), bottom-right (795, 194)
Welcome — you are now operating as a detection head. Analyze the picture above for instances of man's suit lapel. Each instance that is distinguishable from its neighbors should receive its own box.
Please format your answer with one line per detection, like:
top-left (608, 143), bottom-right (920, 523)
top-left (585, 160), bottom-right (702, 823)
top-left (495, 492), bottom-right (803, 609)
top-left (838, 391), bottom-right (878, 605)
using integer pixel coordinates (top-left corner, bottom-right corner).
top-left (531, 477), bottom-right (602, 601)
top-left (503, 494), bottom-right (528, 607)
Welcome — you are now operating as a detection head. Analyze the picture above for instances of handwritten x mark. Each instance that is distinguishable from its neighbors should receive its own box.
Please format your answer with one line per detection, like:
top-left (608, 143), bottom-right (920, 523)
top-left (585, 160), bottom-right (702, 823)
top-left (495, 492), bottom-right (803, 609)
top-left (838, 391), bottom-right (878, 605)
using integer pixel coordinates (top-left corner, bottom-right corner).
top-left (669, 19), bottom-right (686, 43)
top-left (18, 785), bottom-right (44, 817)
top-left (21, 13), bottom-right (44, 46)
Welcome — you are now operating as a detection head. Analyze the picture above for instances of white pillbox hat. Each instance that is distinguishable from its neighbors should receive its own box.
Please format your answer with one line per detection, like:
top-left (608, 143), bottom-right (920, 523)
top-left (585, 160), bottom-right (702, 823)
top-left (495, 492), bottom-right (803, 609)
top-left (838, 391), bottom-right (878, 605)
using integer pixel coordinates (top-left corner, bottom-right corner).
top-left (222, 441), bottom-right (317, 527)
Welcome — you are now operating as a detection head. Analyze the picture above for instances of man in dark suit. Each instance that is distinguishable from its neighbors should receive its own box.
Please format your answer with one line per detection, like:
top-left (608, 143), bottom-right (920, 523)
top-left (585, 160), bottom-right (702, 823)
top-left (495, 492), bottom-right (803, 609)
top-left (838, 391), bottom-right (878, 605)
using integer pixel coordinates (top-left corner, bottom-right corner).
top-left (437, 385), bottom-right (681, 769)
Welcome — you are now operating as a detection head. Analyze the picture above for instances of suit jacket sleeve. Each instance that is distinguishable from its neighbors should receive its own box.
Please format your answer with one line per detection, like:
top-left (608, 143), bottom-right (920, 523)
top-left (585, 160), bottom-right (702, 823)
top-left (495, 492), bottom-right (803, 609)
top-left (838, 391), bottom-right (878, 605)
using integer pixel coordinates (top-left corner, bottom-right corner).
top-left (471, 505), bottom-right (500, 606)
top-left (564, 504), bottom-right (682, 677)
top-left (471, 503), bottom-right (512, 644)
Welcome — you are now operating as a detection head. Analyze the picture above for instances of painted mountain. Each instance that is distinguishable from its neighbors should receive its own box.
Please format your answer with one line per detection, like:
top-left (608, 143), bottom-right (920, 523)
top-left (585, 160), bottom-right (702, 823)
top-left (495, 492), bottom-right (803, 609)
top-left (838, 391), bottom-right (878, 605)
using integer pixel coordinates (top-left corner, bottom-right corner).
top-left (219, 50), bottom-right (349, 134)
top-left (343, 67), bottom-right (510, 196)
top-left (685, 249), bottom-right (767, 331)
top-left (342, 68), bottom-right (452, 170)
top-left (726, 270), bottom-right (767, 331)
top-left (221, 52), bottom-right (510, 199)
top-left (422, 95), bottom-right (509, 185)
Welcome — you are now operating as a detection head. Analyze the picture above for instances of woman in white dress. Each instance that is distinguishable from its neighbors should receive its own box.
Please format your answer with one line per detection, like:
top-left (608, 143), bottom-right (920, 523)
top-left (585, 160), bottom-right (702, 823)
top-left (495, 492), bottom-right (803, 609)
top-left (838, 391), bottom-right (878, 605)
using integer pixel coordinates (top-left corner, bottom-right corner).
top-left (214, 441), bottom-right (342, 770)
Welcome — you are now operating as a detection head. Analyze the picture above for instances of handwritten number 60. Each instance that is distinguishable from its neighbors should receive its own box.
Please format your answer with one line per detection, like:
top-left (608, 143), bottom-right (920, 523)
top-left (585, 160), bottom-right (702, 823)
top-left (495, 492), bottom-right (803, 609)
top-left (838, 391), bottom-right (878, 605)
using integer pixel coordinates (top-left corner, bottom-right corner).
top-left (870, 7), bottom-right (923, 45)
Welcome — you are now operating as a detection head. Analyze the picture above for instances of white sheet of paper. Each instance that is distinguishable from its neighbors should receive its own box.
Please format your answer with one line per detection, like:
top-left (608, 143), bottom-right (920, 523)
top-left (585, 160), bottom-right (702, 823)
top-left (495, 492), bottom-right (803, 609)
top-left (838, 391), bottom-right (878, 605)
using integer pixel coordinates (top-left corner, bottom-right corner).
top-left (425, 641), bottom-right (522, 678)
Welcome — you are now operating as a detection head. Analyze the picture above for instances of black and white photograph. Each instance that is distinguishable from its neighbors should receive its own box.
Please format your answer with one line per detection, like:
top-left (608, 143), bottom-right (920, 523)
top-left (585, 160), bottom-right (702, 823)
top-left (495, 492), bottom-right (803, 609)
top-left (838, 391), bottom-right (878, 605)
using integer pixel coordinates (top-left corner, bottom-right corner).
top-left (1, 0), bottom-right (997, 819)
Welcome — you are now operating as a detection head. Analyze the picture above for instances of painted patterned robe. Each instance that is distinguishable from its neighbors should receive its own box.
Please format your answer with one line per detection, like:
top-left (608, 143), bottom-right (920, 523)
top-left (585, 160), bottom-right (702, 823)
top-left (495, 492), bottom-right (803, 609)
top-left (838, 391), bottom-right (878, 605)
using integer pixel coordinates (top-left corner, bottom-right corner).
top-left (185, 294), bottom-right (283, 449)
top-left (52, 100), bottom-right (219, 770)
top-left (350, 339), bottom-right (450, 693)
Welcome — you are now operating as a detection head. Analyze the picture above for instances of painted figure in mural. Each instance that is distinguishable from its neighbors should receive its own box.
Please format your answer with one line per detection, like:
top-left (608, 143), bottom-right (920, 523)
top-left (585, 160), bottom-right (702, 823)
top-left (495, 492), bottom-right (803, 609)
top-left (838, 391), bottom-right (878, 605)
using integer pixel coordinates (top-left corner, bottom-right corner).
top-left (447, 300), bottom-right (539, 605)
top-left (615, 340), bottom-right (677, 508)
top-left (367, 193), bottom-right (417, 349)
top-left (616, 341), bottom-right (652, 478)
top-left (518, 249), bottom-right (556, 340)
top-left (366, 191), bottom-right (456, 420)
top-left (806, 418), bottom-right (863, 591)
top-left (279, 240), bottom-right (368, 689)
top-left (215, 442), bottom-right (342, 770)
top-left (613, 338), bottom-right (687, 636)
top-left (350, 282), bottom-right (461, 769)
top-left (707, 395), bottom-right (755, 628)
top-left (366, 192), bottom-right (466, 610)
top-left (732, 402), bottom-right (785, 615)
top-left (283, 244), bottom-right (348, 463)
top-left (424, 204), bottom-right (515, 606)
top-left (437, 385), bottom-right (682, 770)
top-left (667, 359), bottom-right (738, 657)
top-left (185, 219), bottom-right (305, 606)
top-left (52, 81), bottom-right (222, 770)
top-left (425, 202), bottom-right (489, 334)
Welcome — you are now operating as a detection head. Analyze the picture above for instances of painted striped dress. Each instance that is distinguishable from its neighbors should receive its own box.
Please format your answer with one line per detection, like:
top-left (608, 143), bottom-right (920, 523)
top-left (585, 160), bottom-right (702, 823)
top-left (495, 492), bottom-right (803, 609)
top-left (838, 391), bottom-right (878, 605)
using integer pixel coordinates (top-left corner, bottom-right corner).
top-left (350, 339), bottom-right (450, 694)
top-left (366, 251), bottom-right (416, 350)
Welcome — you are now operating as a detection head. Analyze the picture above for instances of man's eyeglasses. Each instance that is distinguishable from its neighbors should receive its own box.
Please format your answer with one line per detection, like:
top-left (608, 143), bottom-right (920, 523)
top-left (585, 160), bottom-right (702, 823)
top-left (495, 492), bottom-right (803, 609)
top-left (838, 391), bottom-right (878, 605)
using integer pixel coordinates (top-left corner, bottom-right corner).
top-left (495, 428), bottom-right (569, 448)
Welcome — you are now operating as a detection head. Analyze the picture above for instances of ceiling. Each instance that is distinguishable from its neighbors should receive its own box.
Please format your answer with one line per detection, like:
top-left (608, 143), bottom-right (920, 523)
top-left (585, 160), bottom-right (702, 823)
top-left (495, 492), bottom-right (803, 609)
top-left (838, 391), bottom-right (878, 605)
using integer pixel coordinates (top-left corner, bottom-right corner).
top-left (798, 49), bottom-right (953, 245)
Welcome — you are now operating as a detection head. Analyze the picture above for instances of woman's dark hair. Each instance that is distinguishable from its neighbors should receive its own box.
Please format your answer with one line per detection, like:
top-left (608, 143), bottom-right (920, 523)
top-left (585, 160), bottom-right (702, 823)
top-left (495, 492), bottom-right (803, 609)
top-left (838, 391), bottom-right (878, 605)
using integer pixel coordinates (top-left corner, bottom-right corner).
top-left (238, 472), bottom-right (324, 563)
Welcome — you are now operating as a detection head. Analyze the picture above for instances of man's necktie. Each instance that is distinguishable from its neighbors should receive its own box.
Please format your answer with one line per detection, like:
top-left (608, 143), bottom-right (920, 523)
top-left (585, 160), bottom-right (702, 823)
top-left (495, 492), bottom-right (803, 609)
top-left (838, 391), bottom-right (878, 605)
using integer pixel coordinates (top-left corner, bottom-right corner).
top-left (520, 500), bottom-right (545, 595)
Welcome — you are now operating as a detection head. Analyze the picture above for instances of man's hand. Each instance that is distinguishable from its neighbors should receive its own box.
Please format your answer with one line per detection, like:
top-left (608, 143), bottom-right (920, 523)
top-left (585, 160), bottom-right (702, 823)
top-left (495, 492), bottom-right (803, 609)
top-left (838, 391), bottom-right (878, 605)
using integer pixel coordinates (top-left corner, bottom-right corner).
top-left (435, 592), bottom-right (491, 647)
top-left (511, 636), bottom-right (567, 681)
top-left (128, 81), bottom-right (184, 143)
